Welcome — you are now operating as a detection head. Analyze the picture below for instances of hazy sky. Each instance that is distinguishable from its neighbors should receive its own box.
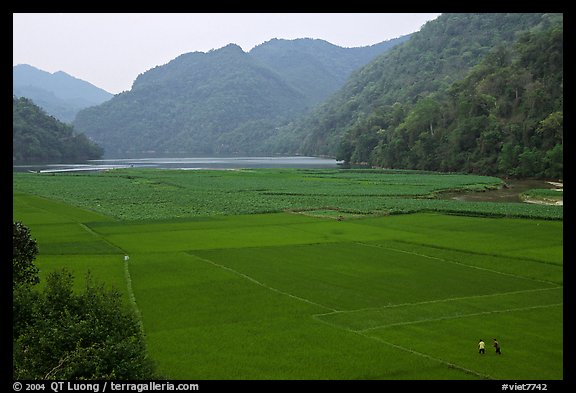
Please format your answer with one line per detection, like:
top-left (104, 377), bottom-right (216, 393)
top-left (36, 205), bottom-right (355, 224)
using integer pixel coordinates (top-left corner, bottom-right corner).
top-left (13, 13), bottom-right (441, 94)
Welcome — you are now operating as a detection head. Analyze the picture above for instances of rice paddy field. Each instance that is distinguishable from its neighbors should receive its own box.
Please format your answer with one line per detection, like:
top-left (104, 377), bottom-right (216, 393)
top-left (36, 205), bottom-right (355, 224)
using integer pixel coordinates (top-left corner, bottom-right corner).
top-left (12, 168), bottom-right (563, 380)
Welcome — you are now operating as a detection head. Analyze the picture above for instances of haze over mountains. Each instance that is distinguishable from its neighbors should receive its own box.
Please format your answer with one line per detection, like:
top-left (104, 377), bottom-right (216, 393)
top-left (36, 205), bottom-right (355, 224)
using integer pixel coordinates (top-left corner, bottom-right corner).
top-left (13, 13), bottom-right (562, 179)
top-left (72, 36), bottom-right (410, 156)
top-left (13, 64), bottom-right (113, 123)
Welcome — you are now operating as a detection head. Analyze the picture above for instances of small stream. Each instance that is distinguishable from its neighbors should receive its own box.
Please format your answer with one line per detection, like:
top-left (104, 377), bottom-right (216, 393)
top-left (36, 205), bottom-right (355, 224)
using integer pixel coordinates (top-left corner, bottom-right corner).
top-left (439, 179), bottom-right (561, 204)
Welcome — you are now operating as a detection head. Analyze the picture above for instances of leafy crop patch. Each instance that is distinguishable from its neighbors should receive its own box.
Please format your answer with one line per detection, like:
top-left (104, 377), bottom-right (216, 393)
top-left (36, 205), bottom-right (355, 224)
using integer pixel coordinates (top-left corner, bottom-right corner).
top-left (13, 169), bottom-right (563, 380)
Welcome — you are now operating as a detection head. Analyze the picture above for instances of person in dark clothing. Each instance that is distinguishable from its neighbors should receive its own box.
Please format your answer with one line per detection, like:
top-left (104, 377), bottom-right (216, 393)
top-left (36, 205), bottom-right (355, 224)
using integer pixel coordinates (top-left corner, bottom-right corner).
top-left (493, 338), bottom-right (501, 354)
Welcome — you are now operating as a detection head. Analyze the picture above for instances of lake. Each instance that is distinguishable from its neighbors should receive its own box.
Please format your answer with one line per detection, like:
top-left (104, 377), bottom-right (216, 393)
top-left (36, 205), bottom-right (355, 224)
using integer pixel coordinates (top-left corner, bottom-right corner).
top-left (13, 156), bottom-right (342, 173)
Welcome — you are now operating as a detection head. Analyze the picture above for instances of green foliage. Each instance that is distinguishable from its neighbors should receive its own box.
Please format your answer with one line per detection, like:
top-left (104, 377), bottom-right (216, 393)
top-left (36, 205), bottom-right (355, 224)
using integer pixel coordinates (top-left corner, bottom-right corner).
top-left (12, 215), bottom-right (155, 379)
top-left (378, 17), bottom-right (562, 178)
top-left (520, 188), bottom-right (563, 204)
top-left (13, 221), bottom-right (40, 288)
top-left (13, 169), bottom-right (562, 221)
top-left (13, 269), bottom-right (157, 380)
top-left (73, 40), bottom-right (404, 157)
top-left (288, 13), bottom-right (562, 179)
top-left (12, 97), bottom-right (103, 164)
top-left (289, 14), bottom-right (547, 156)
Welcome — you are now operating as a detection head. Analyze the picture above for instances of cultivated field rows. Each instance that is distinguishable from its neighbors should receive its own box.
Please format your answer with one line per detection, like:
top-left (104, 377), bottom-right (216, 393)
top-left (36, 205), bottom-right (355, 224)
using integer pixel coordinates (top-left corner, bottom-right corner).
top-left (13, 170), bottom-right (563, 379)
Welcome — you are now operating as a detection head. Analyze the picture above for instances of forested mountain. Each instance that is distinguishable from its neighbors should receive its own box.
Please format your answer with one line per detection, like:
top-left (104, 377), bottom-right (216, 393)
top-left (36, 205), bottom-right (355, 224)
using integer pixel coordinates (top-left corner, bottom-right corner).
top-left (283, 13), bottom-right (562, 179)
top-left (13, 97), bottom-right (103, 164)
top-left (250, 36), bottom-right (410, 105)
top-left (13, 64), bottom-right (113, 123)
top-left (73, 37), bottom-right (408, 157)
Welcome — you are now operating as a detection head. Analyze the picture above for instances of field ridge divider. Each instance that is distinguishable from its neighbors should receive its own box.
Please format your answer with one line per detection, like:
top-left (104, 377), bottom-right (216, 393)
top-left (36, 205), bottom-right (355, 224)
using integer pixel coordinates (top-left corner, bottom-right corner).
top-left (355, 241), bottom-right (559, 286)
top-left (312, 311), bottom-right (493, 380)
top-left (79, 222), bottom-right (127, 253)
top-left (123, 257), bottom-right (145, 334)
top-left (313, 286), bottom-right (563, 317)
top-left (356, 332), bottom-right (494, 380)
top-left (391, 238), bottom-right (563, 267)
top-left (79, 222), bottom-right (148, 340)
top-left (192, 255), bottom-right (339, 313)
top-left (357, 302), bottom-right (563, 332)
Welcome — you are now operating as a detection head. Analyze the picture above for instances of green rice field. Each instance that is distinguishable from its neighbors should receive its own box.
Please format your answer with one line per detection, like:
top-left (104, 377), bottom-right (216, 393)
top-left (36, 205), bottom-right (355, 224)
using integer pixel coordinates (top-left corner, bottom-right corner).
top-left (12, 169), bottom-right (563, 380)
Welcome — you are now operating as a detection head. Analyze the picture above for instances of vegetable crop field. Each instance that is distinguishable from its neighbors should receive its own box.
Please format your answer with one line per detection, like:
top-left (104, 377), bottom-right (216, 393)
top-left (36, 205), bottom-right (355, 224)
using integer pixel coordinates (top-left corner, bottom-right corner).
top-left (12, 169), bottom-right (563, 380)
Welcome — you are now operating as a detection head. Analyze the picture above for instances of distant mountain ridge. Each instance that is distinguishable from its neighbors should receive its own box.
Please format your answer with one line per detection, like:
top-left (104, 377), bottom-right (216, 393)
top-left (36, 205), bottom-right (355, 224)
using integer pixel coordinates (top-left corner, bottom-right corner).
top-left (73, 36), bottom-right (410, 157)
top-left (13, 64), bottom-right (113, 123)
top-left (249, 37), bottom-right (410, 105)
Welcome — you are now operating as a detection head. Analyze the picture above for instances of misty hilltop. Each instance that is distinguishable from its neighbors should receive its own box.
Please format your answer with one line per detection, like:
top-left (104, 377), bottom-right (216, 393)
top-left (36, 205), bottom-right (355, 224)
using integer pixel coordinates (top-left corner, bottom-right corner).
top-left (73, 36), bottom-right (410, 156)
top-left (71, 13), bottom-right (562, 180)
top-left (13, 64), bottom-right (113, 123)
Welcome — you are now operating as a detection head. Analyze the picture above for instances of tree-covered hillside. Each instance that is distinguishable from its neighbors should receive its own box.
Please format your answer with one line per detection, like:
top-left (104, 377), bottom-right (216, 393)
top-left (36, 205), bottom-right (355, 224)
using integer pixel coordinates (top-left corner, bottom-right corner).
top-left (250, 36), bottom-right (410, 105)
top-left (366, 20), bottom-right (563, 178)
top-left (73, 38), bottom-right (407, 157)
top-left (281, 13), bottom-right (562, 179)
top-left (13, 97), bottom-right (103, 164)
top-left (74, 44), bottom-right (306, 156)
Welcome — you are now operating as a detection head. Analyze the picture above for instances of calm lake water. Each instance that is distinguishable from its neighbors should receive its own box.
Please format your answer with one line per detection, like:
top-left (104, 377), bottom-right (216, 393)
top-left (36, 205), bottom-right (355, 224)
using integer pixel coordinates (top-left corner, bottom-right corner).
top-left (13, 156), bottom-right (342, 173)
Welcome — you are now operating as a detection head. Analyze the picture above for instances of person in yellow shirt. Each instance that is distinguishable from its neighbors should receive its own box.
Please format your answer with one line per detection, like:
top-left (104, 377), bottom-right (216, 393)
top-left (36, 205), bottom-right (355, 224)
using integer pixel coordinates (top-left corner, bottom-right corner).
top-left (478, 339), bottom-right (486, 354)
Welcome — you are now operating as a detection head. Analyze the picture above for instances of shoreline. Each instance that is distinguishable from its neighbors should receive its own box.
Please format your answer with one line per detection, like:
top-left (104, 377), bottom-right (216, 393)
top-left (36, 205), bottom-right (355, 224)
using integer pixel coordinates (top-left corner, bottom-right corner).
top-left (522, 181), bottom-right (563, 206)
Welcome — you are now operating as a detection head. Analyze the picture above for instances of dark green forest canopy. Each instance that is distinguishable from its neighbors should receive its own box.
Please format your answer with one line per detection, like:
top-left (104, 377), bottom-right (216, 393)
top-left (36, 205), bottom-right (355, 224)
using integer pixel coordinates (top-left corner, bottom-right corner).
top-left (288, 13), bottom-right (562, 179)
top-left (13, 97), bottom-right (103, 164)
top-left (364, 16), bottom-right (562, 178)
